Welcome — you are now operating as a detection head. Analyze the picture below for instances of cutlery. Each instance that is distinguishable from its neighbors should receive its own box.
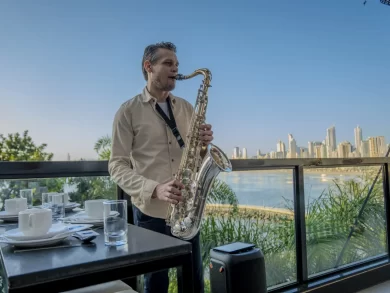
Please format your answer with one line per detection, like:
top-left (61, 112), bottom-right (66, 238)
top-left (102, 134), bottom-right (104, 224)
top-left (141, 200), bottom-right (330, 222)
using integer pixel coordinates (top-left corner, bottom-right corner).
top-left (13, 242), bottom-right (95, 253)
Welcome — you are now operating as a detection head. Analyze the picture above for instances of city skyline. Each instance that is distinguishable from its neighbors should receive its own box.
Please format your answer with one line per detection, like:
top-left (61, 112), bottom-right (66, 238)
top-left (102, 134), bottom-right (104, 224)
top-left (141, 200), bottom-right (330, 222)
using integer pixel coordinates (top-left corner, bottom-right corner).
top-left (232, 124), bottom-right (388, 159)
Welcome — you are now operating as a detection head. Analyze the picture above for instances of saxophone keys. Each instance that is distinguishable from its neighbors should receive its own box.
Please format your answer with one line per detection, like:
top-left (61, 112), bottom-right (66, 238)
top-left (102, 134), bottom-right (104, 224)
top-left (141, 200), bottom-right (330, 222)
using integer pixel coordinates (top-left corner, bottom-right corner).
top-left (182, 169), bottom-right (192, 178)
top-left (182, 178), bottom-right (191, 185)
top-left (184, 217), bottom-right (193, 227)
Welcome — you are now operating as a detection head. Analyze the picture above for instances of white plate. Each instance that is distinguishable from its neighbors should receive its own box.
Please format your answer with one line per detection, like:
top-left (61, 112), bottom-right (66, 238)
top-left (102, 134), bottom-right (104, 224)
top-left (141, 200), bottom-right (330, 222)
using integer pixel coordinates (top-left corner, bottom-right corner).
top-left (0, 211), bottom-right (19, 218)
top-left (0, 234), bottom-right (70, 248)
top-left (4, 223), bottom-right (67, 241)
top-left (65, 203), bottom-right (81, 210)
top-left (0, 224), bottom-right (94, 248)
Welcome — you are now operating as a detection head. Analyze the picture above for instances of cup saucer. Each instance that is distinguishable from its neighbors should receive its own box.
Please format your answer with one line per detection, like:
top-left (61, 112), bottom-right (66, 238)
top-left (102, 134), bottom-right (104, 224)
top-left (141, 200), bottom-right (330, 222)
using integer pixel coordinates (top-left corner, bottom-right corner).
top-left (3, 223), bottom-right (69, 241)
top-left (0, 211), bottom-right (19, 217)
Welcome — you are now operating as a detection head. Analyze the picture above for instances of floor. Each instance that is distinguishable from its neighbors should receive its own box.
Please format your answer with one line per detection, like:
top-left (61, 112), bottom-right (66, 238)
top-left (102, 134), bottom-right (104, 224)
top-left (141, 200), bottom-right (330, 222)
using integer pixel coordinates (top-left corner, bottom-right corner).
top-left (357, 280), bottom-right (390, 293)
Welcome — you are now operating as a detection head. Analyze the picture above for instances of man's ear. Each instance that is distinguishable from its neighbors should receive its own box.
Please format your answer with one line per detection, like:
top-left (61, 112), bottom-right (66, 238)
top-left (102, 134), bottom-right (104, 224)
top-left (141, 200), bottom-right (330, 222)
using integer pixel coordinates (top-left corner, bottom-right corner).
top-left (144, 60), bottom-right (153, 74)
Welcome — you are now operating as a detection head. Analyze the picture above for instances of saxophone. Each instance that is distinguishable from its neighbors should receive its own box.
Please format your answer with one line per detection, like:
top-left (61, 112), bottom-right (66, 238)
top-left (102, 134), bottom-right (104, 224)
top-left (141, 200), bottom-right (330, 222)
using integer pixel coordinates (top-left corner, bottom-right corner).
top-left (165, 68), bottom-right (232, 240)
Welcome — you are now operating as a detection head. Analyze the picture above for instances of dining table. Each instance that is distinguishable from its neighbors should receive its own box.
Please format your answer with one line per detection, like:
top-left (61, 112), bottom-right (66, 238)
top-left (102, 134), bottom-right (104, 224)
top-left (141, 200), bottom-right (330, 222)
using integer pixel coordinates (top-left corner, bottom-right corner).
top-left (0, 222), bottom-right (194, 293)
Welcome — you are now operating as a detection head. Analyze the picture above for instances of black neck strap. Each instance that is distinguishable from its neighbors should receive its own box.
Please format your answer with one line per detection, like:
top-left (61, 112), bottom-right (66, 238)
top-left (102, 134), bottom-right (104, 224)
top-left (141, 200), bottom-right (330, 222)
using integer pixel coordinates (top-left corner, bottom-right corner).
top-left (155, 97), bottom-right (185, 149)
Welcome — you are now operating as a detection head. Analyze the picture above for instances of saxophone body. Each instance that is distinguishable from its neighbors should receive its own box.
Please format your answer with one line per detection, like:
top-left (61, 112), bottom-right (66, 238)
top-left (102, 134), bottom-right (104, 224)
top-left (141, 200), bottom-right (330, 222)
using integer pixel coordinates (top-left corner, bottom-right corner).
top-left (165, 68), bottom-right (232, 240)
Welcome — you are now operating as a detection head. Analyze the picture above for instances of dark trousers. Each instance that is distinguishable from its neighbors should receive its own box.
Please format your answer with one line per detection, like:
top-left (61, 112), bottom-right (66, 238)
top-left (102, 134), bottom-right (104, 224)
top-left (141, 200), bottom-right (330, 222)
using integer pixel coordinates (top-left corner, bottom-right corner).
top-left (132, 205), bottom-right (204, 293)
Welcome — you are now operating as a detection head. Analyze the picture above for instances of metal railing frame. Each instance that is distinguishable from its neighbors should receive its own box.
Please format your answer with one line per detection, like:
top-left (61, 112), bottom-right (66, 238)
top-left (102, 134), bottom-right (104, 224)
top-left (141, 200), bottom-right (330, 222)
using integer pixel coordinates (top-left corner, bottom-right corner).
top-left (1, 157), bottom-right (390, 293)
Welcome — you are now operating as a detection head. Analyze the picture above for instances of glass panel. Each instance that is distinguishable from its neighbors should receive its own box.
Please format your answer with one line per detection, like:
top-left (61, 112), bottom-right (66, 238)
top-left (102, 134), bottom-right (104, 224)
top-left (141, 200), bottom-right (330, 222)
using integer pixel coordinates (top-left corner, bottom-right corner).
top-left (199, 170), bottom-right (297, 290)
top-left (304, 166), bottom-right (387, 277)
top-left (0, 176), bottom-right (117, 211)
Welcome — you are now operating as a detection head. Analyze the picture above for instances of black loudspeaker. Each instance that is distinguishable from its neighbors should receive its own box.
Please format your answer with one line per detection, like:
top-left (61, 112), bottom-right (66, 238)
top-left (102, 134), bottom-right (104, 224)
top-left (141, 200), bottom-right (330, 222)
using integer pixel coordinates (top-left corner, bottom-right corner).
top-left (209, 242), bottom-right (267, 293)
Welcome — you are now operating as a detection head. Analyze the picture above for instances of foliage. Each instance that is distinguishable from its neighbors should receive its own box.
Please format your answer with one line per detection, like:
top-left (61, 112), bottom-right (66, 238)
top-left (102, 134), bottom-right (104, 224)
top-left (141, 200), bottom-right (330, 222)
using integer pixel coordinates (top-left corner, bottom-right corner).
top-left (0, 130), bottom-right (57, 209)
top-left (94, 135), bottom-right (112, 160)
top-left (67, 177), bottom-right (116, 205)
top-left (0, 130), bottom-right (53, 161)
top-left (304, 170), bottom-right (385, 275)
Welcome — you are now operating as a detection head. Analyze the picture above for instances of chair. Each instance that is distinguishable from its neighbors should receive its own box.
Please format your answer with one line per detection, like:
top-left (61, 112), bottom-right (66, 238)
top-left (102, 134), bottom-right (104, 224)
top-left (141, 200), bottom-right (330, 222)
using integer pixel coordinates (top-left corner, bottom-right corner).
top-left (60, 280), bottom-right (138, 293)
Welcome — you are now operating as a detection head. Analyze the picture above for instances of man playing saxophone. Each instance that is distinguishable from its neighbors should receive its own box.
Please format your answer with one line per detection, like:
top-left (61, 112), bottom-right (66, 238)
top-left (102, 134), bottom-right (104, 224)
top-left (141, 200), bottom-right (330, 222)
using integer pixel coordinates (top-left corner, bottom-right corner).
top-left (108, 42), bottom-right (211, 293)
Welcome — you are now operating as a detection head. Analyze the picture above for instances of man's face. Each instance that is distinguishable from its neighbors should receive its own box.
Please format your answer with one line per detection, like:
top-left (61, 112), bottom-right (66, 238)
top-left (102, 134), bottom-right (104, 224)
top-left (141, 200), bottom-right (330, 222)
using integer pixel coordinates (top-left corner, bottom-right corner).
top-left (148, 48), bottom-right (179, 91)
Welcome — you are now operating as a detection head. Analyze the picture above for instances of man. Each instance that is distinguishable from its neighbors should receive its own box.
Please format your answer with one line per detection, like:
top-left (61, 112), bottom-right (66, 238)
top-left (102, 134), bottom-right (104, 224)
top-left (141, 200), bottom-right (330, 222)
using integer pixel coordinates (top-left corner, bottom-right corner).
top-left (108, 42), bottom-right (213, 293)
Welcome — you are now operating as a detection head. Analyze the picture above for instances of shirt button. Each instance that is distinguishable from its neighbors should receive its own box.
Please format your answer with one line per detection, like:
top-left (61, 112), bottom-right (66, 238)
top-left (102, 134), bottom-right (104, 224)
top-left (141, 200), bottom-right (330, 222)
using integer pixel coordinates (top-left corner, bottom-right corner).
top-left (172, 159), bottom-right (174, 162)
top-left (169, 142), bottom-right (172, 144)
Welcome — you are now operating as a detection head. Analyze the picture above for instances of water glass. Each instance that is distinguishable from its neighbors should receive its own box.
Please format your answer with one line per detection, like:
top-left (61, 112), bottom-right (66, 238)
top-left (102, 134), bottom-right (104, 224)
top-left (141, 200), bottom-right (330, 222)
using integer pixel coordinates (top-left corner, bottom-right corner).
top-left (20, 189), bottom-right (33, 208)
top-left (103, 200), bottom-right (128, 246)
top-left (42, 192), bottom-right (58, 208)
top-left (48, 193), bottom-right (66, 221)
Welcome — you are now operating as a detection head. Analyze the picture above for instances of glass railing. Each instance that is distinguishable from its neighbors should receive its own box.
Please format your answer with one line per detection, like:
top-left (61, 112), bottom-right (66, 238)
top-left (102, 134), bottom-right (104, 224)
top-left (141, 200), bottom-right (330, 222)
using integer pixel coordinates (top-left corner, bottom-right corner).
top-left (1, 158), bottom-right (390, 293)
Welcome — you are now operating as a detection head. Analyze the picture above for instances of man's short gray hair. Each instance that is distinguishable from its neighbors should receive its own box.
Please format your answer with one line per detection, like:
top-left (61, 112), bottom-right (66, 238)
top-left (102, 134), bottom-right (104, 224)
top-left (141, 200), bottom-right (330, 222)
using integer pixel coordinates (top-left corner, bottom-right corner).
top-left (142, 42), bottom-right (177, 81)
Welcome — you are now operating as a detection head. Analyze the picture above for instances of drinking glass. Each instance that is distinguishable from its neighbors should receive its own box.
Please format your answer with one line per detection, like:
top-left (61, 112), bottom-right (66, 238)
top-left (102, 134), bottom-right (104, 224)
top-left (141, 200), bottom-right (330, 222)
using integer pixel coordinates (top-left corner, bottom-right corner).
top-left (20, 189), bottom-right (33, 208)
top-left (42, 192), bottom-right (58, 208)
top-left (103, 200), bottom-right (128, 246)
top-left (48, 193), bottom-right (66, 221)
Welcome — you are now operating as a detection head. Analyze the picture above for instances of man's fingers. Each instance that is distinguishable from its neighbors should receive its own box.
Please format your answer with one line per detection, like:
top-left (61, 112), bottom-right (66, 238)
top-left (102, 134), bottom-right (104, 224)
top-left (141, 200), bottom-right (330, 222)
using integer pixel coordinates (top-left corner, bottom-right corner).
top-left (168, 186), bottom-right (182, 195)
top-left (199, 124), bottom-right (212, 130)
top-left (165, 197), bottom-right (178, 204)
top-left (172, 179), bottom-right (185, 190)
top-left (201, 135), bottom-right (213, 142)
top-left (200, 130), bottom-right (213, 136)
top-left (164, 192), bottom-right (182, 203)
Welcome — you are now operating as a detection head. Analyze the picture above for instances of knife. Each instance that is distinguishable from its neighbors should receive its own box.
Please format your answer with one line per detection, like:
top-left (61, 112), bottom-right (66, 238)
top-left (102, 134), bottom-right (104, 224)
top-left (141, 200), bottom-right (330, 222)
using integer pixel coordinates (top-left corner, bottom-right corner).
top-left (13, 243), bottom-right (95, 253)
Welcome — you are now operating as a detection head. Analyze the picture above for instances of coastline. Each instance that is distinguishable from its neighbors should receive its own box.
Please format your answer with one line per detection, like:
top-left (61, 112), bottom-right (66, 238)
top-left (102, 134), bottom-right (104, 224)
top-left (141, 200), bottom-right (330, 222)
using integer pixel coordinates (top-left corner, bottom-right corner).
top-left (220, 168), bottom-right (377, 176)
top-left (205, 203), bottom-right (294, 217)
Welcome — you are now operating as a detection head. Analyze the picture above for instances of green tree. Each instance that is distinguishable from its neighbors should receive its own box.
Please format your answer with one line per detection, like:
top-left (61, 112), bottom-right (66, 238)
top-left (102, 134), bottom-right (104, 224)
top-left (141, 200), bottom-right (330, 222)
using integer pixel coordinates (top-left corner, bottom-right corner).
top-left (0, 130), bottom-right (53, 161)
top-left (0, 130), bottom-right (58, 209)
top-left (94, 135), bottom-right (111, 160)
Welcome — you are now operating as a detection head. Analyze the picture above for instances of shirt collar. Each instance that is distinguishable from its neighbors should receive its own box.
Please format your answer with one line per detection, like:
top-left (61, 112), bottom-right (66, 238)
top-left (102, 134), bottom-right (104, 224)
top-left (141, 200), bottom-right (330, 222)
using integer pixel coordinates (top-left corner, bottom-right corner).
top-left (142, 87), bottom-right (177, 109)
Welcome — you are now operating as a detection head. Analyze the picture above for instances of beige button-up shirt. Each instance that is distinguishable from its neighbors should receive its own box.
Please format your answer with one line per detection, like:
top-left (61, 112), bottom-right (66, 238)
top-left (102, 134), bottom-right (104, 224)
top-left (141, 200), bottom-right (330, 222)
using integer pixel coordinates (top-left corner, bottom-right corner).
top-left (108, 87), bottom-right (194, 219)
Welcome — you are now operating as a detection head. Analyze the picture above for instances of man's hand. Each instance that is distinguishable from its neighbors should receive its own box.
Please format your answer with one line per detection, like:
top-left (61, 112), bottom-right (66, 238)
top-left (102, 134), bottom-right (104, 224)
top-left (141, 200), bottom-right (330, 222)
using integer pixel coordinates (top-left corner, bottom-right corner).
top-left (152, 179), bottom-right (185, 204)
top-left (199, 123), bottom-right (214, 147)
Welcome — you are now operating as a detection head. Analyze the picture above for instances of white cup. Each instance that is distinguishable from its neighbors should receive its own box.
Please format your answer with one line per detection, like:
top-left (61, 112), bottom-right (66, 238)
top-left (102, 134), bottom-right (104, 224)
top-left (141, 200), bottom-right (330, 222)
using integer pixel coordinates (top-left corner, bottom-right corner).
top-left (84, 199), bottom-right (108, 219)
top-left (4, 198), bottom-right (28, 215)
top-left (18, 208), bottom-right (52, 237)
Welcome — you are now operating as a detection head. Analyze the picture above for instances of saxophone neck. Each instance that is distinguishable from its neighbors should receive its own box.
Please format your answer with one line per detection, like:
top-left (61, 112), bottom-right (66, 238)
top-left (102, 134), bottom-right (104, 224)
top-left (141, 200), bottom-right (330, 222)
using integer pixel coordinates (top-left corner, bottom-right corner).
top-left (175, 68), bottom-right (212, 84)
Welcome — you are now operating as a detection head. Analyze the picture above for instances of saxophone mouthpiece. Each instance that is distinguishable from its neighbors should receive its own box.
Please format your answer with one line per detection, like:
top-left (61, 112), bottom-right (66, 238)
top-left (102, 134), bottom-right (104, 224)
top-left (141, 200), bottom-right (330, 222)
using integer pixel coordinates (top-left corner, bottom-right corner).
top-left (174, 74), bottom-right (186, 80)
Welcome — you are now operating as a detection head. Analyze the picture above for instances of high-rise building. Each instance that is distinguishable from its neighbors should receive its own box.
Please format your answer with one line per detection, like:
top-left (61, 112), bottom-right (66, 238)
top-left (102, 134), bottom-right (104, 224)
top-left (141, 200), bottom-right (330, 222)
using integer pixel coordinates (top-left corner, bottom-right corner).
top-left (326, 126), bottom-right (336, 151)
top-left (308, 141), bottom-right (314, 158)
top-left (242, 148), bottom-right (248, 159)
top-left (338, 141), bottom-right (352, 158)
top-left (300, 147), bottom-right (309, 158)
top-left (368, 136), bottom-right (387, 157)
top-left (276, 140), bottom-right (286, 158)
top-left (233, 147), bottom-right (240, 159)
top-left (354, 125), bottom-right (363, 155)
top-left (288, 134), bottom-right (297, 158)
top-left (321, 141), bottom-right (327, 158)
top-left (361, 140), bottom-right (370, 157)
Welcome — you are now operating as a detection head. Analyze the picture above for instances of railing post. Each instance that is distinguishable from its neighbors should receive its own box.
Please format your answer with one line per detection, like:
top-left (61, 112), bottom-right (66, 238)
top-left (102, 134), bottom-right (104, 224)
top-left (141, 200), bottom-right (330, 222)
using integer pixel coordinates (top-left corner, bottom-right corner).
top-left (382, 164), bottom-right (390, 254)
top-left (293, 165), bottom-right (308, 284)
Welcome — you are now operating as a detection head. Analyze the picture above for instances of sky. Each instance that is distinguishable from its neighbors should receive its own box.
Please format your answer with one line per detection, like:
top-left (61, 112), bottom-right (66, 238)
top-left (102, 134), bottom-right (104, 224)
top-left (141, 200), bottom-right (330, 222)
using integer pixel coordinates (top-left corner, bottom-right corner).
top-left (1, 0), bottom-right (389, 160)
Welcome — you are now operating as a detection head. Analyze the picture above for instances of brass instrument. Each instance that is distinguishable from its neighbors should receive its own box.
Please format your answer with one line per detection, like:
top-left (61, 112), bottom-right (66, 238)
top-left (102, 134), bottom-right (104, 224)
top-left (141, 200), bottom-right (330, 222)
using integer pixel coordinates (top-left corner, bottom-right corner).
top-left (165, 68), bottom-right (232, 240)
